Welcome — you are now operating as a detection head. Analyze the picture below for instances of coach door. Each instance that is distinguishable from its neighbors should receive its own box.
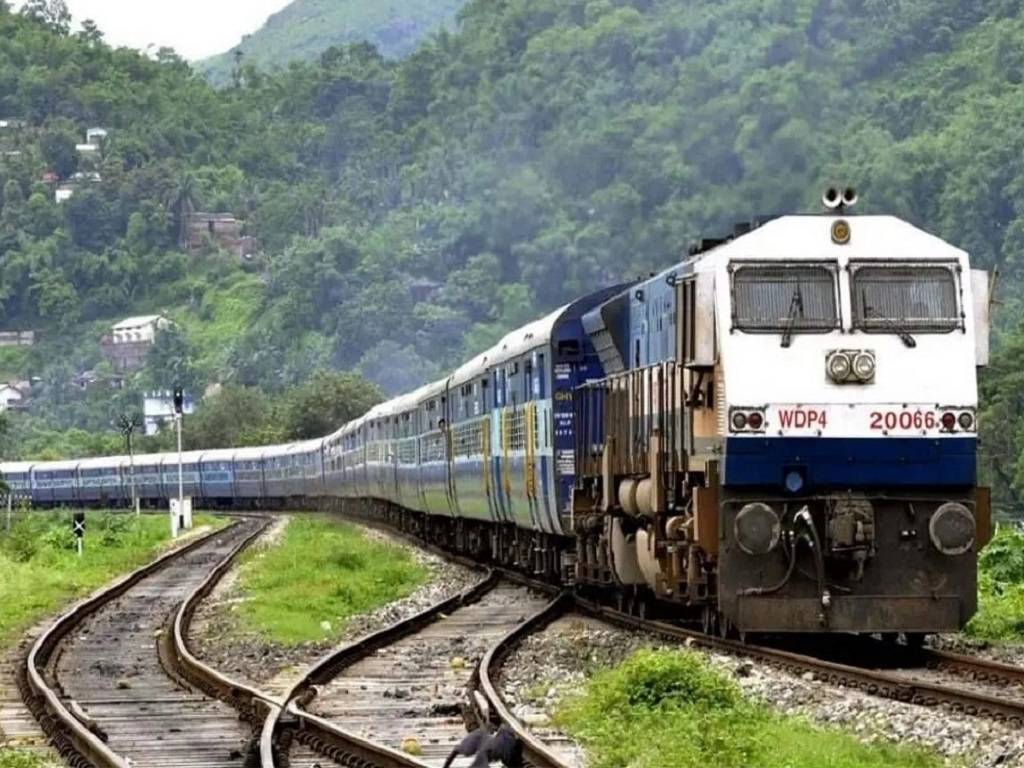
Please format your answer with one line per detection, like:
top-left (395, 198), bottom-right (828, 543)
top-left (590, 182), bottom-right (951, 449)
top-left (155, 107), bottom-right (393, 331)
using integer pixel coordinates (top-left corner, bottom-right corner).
top-left (676, 273), bottom-right (719, 460)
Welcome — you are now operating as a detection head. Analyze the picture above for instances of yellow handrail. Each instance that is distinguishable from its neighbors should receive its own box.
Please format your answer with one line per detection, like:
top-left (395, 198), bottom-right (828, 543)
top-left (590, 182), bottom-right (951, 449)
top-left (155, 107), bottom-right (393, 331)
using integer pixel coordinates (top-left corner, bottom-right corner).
top-left (525, 402), bottom-right (537, 500)
top-left (482, 418), bottom-right (491, 497)
top-left (502, 408), bottom-right (512, 498)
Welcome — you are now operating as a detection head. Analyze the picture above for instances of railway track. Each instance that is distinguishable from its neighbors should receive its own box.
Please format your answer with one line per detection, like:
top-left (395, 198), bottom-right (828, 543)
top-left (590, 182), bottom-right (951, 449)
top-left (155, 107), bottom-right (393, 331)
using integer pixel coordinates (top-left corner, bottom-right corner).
top-left (583, 602), bottom-right (1024, 726)
top-left (263, 572), bottom-right (559, 768)
top-left (20, 516), bottom-right (274, 768)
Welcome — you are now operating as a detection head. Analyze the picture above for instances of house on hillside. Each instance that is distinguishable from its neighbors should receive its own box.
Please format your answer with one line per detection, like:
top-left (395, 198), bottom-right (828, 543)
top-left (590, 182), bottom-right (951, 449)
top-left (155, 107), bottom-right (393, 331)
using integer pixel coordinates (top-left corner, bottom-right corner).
top-left (185, 212), bottom-right (257, 259)
top-left (0, 330), bottom-right (36, 347)
top-left (86, 127), bottom-right (108, 146)
top-left (0, 381), bottom-right (30, 412)
top-left (101, 315), bottom-right (171, 374)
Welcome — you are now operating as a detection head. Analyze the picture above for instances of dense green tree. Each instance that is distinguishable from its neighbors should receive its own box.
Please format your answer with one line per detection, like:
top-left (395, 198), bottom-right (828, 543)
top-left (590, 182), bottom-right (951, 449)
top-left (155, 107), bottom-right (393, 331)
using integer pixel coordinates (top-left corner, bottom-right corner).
top-left (183, 385), bottom-right (281, 449)
top-left (281, 372), bottom-right (384, 440)
top-left (143, 326), bottom-right (200, 395)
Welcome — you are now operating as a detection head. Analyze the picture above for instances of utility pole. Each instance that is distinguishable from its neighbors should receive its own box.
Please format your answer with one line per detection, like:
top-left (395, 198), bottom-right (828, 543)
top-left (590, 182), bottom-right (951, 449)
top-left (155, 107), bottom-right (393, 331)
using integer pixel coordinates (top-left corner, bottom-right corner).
top-left (117, 412), bottom-right (142, 516)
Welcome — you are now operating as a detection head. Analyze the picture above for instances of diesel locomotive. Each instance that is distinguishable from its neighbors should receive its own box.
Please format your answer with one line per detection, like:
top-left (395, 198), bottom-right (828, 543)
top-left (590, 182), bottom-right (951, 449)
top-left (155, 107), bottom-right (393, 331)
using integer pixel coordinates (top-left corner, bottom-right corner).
top-left (1, 191), bottom-right (992, 637)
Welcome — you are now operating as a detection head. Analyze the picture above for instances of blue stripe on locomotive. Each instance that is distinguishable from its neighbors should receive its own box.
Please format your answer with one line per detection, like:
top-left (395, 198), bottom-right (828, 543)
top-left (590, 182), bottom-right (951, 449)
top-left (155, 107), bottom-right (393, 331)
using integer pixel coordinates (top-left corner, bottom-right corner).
top-left (722, 437), bottom-right (977, 489)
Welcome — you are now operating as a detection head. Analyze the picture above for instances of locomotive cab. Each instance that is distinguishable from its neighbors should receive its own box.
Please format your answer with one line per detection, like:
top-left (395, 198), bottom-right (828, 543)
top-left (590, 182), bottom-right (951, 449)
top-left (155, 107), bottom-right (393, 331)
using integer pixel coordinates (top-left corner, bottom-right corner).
top-left (716, 213), bottom-right (991, 634)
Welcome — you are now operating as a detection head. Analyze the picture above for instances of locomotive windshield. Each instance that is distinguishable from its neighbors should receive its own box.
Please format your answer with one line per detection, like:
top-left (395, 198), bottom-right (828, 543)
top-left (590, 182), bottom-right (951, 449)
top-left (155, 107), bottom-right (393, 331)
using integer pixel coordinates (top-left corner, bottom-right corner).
top-left (731, 263), bottom-right (839, 334)
top-left (851, 263), bottom-right (959, 333)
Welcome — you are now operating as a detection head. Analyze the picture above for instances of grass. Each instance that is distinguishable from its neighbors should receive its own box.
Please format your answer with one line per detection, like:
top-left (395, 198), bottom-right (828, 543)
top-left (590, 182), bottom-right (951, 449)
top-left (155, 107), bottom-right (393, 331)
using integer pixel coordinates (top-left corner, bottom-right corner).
top-left (554, 649), bottom-right (941, 768)
top-left (966, 525), bottom-right (1024, 641)
top-left (0, 750), bottom-right (53, 768)
top-left (233, 517), bottom-right (428, 645)
top-left (0, 509), bottom-right (225, 651)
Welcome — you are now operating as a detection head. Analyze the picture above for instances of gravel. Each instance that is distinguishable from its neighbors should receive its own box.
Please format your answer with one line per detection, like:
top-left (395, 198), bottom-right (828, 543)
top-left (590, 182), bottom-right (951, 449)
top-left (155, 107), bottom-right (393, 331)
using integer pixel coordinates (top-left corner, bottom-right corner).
top-left (189, 515), bottom-right (481, 698)
top-left (501, 615), bottom-right (1024, 768)
top-left (929, 634), bottom-right (1024, 667)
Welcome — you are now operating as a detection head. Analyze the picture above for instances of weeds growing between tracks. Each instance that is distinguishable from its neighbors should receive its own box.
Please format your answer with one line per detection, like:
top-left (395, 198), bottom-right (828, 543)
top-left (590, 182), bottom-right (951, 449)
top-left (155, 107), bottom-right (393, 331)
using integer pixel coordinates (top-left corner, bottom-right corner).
top-left (555, 649), bottom-right (941, 768)
top-left (0, 510), bottom-right (225, 650)
top-left (231, 516), bottom-right (428, 645)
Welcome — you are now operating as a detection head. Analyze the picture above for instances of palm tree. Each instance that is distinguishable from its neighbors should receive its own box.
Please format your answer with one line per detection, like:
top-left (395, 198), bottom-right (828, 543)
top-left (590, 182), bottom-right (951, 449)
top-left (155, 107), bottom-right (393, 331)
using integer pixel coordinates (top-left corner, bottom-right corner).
top-left (166, 172), bottom-right (202, 249)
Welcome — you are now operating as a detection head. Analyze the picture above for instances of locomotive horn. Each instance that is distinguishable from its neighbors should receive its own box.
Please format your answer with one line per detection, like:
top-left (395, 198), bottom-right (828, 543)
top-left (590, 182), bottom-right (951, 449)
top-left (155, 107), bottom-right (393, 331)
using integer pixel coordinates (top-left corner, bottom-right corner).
top-left (822, 186), bottom-right (842, 210)
top-left (841, 187), bottom-right (858, 207)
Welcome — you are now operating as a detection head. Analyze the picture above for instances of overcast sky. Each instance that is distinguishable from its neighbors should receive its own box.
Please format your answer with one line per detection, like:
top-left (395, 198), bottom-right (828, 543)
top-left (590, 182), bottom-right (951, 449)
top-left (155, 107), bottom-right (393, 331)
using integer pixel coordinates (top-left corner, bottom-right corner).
top-left (14, 0), bottom-right (293, 60)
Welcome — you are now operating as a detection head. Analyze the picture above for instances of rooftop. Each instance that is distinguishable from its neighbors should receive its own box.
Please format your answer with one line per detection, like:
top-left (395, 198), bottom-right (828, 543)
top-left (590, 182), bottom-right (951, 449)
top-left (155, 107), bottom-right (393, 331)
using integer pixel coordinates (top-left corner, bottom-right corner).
top-left (112, 315), bottom-right (165, 330)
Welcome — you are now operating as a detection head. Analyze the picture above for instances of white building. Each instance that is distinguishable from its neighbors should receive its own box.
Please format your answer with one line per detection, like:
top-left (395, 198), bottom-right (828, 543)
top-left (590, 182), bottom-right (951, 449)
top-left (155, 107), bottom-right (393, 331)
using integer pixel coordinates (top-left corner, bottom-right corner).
top-left (0, 383), bottom-right (26, 412)
top-left (86, 127), bottom-right (108, 146)
top-left (143, 390), bottom-right (195, 436)
top-left (111, 315), bottom-right (170, 345)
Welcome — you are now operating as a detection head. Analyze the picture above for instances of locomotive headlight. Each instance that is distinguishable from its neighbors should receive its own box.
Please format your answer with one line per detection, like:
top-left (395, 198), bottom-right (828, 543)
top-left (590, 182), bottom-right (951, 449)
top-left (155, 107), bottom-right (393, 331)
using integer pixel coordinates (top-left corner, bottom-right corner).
top-left (929, 502), bottom-right (975, 555)
top-left (958, 412), bottom-right (974, 430)
top-left (852, 352), bottom-right (876, 382)
top-left (827, 351), bottom-right (852, 383)
top-left (731, 411), bottom-right (748, 431)
top-left (734, 502), bottom-right (782, 556)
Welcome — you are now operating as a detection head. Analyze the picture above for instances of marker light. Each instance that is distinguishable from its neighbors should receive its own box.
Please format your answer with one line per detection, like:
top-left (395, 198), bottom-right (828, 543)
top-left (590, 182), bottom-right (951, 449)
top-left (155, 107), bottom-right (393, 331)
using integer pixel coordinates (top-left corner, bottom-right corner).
top-left (941, 412), bottom-right (957, 431)
top-left (747, 412), bottom-right (764, 431)
top-left (958, 412), bottom-right (974, 430)
top-left (732, 412), bottom-right (748, 431)
top-left (827, 352), bottom-right (852, 383)
top-left (852, 352), bottom-right (876, 382)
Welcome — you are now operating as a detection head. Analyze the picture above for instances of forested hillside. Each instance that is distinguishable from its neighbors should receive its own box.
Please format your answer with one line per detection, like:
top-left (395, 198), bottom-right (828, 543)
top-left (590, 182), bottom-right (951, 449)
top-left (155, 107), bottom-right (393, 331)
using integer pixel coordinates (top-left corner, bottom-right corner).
top-left (200, 0), bottom-right (466, 83)
top-left (3, 0), bottom-right (1024, 510)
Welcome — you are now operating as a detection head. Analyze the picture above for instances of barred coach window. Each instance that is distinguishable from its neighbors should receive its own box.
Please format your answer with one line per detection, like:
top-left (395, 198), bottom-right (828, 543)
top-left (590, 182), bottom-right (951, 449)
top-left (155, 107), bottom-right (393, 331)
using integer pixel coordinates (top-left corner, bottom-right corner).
top-left (731, 263), bottom-right (839, 333)
top-left (851, 264), bottom-right (960, 332)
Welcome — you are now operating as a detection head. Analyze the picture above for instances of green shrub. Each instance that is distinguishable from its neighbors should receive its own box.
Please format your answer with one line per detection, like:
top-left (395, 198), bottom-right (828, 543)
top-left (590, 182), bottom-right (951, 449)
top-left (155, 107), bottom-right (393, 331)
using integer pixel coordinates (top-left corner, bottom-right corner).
top-left (967, 525), bottom-right (1024, 641)
top-left (555, 649), bottom-right (939, 768)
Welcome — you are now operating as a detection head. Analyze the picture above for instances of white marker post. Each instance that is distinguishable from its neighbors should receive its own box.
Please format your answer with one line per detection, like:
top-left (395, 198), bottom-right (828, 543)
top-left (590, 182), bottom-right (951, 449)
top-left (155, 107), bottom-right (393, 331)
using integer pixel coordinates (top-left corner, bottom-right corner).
top-left (5, 492), bottom-right (12, 534)
top-left (73, 511), bottom-right (85, 557)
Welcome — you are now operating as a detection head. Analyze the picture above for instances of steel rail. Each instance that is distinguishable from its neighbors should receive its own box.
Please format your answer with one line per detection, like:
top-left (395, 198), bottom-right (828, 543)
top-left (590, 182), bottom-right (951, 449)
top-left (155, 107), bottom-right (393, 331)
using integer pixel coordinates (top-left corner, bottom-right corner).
top-left (475, 592), bottom-right (575, 768)
top-left (167, 514), bottom-right (282, 725)
top-left (262, 569), bottom-right (499, 768)
top-left (22, 518), bottom-right (243, 768)
top-left (581, 601), bottom-right (1024, 726)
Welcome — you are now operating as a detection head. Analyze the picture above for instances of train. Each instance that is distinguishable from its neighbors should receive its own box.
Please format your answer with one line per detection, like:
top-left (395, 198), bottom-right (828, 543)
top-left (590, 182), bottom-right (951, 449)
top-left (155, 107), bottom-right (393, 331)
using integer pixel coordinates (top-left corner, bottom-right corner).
top-left (0, 189), bottom-right (993, 638)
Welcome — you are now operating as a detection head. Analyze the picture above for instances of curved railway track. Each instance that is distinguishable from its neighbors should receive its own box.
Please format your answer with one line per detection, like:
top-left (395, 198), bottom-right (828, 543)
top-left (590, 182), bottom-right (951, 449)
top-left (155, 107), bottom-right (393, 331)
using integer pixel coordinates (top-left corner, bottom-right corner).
top-left (19, 515), bottom-right (274, 768)
top-left (262, 572), bottom-right (562, 768)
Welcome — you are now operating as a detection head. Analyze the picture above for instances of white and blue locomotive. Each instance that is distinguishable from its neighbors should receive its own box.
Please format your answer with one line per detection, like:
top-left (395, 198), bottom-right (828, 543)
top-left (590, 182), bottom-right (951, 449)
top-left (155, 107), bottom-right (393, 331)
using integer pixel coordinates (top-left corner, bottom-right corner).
top-left (1, 193), bottom-right (991, 636)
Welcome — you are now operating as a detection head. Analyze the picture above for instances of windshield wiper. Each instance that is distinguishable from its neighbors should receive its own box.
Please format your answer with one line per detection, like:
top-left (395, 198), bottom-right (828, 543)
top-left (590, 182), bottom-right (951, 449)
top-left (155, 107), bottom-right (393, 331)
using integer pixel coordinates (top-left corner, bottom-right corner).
top-left (780, 285), bottom-right (804, 348)
top-left (862, 291), bottom-right (917, 348)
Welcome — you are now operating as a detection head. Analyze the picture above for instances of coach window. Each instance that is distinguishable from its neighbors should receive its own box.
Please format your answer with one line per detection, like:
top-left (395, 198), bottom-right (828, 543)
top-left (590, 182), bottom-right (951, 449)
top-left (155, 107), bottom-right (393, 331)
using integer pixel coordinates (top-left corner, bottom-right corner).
top-left (850, 262), bottom-right (960, 337)
top-left (731, 262), bottom-right (839, 340)
top-left (523, 358), bottom-right (533, 402)
top-left (479, 378), bottom-right (489, 414)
